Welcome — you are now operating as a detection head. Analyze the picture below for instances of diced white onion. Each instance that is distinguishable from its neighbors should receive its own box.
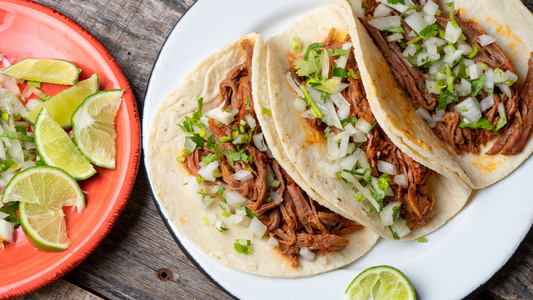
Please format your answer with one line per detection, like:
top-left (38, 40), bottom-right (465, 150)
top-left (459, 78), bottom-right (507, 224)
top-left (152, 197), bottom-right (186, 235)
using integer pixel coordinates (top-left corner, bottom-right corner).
top-left (423, 0), bottom-right (439, 15)
top-left (338, 151), bottom-right (360, 171)
top-left (378, 160), bottom-right (397, 175)
top-left (206, 212), bottom-right (217, 225)
top-left (483, 69), bottom-right (495, 93)
top-left (469, 63), bottom-right (483, 80)
top-left (355, 119), bottom-right (372, 134)
top-left (408, 30), bottom-right (417, 38)
top-left (267, 236), bottom-right (279, 248)
top-left (327, 132), bottom-right (340, 161)
top-left (391, 217), bottom-right (411, 238)
top-left (249, 216), bottom-right (267, 237)
top-left (293, 97), bottom-right (307, 112)
top-left (456, 41), bottom-right (473, 56)
top-left (380, 202), bottom-right (402, 226)
top-left (285, 72), bottom-right (304, 98)
top-left (415, 107), bottom-right (437, 128)
top-left (498, 102), bottom-right (506, 124)
top-left (374, 3), bottom-right (394, 18)
top-left (232, 170), bottom-right (253, 181)
top-left (479, 34), bottom-right (496, 46)
top-left (500, 83), bottom-right (512, 98)
top-left (424, 13), bottom-right (436, 25)
top-left (232, 134), bottom-right (248, 145)
top-left (245, 114), bottom-right (256, 128)
top-left (480, 94), bottom-right (495, 112)
top-left (205, 103), bottom-right (234, 125)
top-left (197, 161), bottom-right (219, 182)
top-left (0, 171), bottom-right (15, 189)
top-left (404, 12), bottom-right (428, 34)
top-left (395, 174), bottom-right (408, 186)
top-left (426, 80), bottom-right (439, 94)
top-left (20, 160), bottom-right (36, 171)
top-left (444, 21), bottom-right (463, 43)
top-left (506, 71), bottom-right (518, 84)
top-left (252, 133), bottom-right (268, 152)
top-left (417, 51), bottom-right (429, 66)
top-left (299, 247), bottom-right (315, 262)
top-left (403, 44), bottom-right (417, 58)
top-left (268, 191), bottom-right (284, 205)
top-left (461, 79), bottom-right (472, 94)
top-left (321, 49), bottom-right (330, 79)
top-left (387, 33), bottom-right (404, 42)
top-left (462, 59), bottom-right (475, 67)
top-left (305, 86), bottom-right (342, 128)
top-left (433, 109), bottom-right (445, 122)
top-left (231, 109), bottom-right (239, 117)
top-left (492, 69), bottom-right (508, 83)
top-left (300, 110), bottom-right (315, 119)
top-left (429, 61), bottom-right (445, 75)
top-left (352, 129), bottom-right (367, 143)
top-left (333, 43), bottom-right (353, 71)
top-left (455, 97), bottom-right (482, 123)
top-left (426, 44), bottom-right (440, 61)
top-left (330, 82), bottom-right (350, 95)
top-left (235, 204), bottom-right (247, 216)
top-left (228, 215), bottom-right (243, 224)
top-left (215, 220), bottom-right (225, 231)
top-left (424, 37), bottom-right (447, 48)
top-left (338, 135), bottom-right (350, 158)
top-left (330, 93), bottom-right (351, 120)
top-left (351, 0), bottom-right (365, 18)
top-left (377, 0), bottom-right (413, 13)
top-left (357, 151), bottom-right (371, 170)
top-left (0, 220), bottom-right (14, 243)
top-left (368, 16), bottom-right (401, 31)
top-left (444, 49), bottom-right (465, 64)
top-left (325, 162), bottom-right (342, 177)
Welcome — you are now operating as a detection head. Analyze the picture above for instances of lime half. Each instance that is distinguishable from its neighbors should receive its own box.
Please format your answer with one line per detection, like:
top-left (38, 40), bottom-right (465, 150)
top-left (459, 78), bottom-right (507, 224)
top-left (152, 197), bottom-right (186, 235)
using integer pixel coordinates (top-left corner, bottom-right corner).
top-left (19, 202), bottom-right (71, 252)
top-left (345, 266), bottom-right (416, 300)
top-left (22, 73), bottom-right (99, 129)
top-left (72, 89), bottom-right (124, 169)
top-left (1, 166), bottom-right (85, 212)
top-left (2, 58), bottom-right (81, 85)
top-left (34, 108), bottom-right (96, 180)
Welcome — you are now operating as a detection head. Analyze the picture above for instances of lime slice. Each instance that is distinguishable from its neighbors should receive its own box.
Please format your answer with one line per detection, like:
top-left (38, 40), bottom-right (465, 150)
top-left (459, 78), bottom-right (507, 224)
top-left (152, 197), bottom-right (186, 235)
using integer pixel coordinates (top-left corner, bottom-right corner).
top-left (22, 73), bottom-right (99, 129)
top-left (345, 266), bottom-right (416, 300)
top-left (34, 108), bottom-right (96, 180)
top-left (2, 58), bottom-right (81, 85)
top-left (1, 166), bottom-right (85, 212)
top-left (72, 90), bottom-right (124, 169)
top-left (19, 202), bottom-right (71, 252)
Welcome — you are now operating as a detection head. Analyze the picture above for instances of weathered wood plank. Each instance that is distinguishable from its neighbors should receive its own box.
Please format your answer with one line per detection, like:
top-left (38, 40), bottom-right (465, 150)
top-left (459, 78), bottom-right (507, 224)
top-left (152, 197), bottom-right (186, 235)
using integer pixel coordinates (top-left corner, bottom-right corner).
top-left (20, 0), bottom-right (533, 299)
top-left (14, 279), bottom-right (101, 300)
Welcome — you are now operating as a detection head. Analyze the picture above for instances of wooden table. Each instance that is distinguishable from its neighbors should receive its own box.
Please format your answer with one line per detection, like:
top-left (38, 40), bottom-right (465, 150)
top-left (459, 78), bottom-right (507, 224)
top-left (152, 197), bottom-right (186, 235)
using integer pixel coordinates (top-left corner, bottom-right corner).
top-left (12, 0), bottom-right (533, 299)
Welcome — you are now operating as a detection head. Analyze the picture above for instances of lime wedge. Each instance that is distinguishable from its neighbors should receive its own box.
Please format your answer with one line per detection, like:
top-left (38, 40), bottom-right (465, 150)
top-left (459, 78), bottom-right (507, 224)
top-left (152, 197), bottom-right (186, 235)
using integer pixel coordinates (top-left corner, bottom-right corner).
top-left (345, 266), bottom-right (416, 300)
top-left (34, 108), bottom-right (96, 180)
top-left (1, 166), bottom-right (85, 212)
top-left (2, 58), bottom-right (81, 85)
top-left (22, 73), bottom-right (99, 129)
top-left (19, 202), bottom-right (71, 252)
top-left (72, 90), bottom-right (123, 169)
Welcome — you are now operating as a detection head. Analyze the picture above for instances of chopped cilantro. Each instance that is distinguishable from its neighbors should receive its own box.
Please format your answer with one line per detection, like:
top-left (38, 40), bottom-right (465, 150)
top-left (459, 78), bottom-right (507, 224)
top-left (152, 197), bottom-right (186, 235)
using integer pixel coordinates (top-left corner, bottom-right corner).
top-left (0, 202), bottom-right (20, 228)
top-left (386, 0), bottom-right (405, 4)
top-left (331, 66), bottom-right (348, 78)
top-left (361, 2), bottom-right (369, 9)
top-left (419, 24), bottom-right (439, 38)
top-left (370, 189), bottom-right (384, 211)
top-left (294, 48), bottom-right (322, 77)
top-left (234, 240), bottom-right (253, 254)
top-left (179, 98), bottom-right (205, 133)
top-left (328, 48), bottom-right (350, 57)
top-left (202, 153), bottom-right (219, 166)
top-left (39, 93), bottom-right (52, 101)
top-left (458, 118), bottom-right (496, 132)
top-left (347, 69), bottom-right (360, 79)
top-left (390, 226), bottom-right (400, 240)
top-left (217, 225), bottom-right (229, 232)
top-left (471, 74), bottom-right (487, 97)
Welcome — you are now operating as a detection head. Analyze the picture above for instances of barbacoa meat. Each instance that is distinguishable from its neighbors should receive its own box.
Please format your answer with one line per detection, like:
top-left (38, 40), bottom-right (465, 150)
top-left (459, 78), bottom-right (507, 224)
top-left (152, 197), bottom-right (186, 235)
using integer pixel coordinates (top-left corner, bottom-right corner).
top-left (183, 39), bottom-right (361, 267)
top-left (361, 1), bottom-right (533, 156)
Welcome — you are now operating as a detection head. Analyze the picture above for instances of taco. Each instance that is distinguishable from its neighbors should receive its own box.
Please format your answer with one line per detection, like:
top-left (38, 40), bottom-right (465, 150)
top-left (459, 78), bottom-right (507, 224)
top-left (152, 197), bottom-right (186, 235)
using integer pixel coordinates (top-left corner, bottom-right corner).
top-left (146, 33), bottom-right (378, 277)
top-left (352, 0), bottom-right (533, 189)
top-left (264, 3), bottom-right (471, 240)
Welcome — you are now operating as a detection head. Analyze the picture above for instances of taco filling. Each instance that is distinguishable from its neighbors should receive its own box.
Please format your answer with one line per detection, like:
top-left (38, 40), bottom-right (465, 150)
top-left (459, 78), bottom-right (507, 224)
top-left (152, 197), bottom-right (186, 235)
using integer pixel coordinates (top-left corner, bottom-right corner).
top-left (359, 0), bottom-right (533, 155)
top-left (177, 39), bottom-right (362, 267)
top-left (284, 29), bottom-right (434, 239)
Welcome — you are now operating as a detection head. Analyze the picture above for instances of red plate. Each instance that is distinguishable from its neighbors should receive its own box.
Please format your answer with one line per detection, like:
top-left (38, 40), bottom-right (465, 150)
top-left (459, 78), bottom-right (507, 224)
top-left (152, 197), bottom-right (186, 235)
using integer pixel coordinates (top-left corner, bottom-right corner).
top-left (0, 1), bottom-right (140, 298)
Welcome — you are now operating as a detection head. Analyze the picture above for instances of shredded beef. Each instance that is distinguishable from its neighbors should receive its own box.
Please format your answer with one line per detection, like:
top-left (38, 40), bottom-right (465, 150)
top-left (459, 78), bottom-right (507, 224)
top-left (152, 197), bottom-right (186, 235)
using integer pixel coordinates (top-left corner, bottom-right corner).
top-left (183, 39), bottom-right (360, 268)
top-left (362, 4), bottom-right (533, 155)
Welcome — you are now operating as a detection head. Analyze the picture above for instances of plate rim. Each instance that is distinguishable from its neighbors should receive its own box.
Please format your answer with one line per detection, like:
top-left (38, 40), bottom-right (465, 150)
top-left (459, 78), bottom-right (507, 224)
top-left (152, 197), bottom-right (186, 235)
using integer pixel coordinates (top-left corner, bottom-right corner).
top-left (0, 0), bottom-right (141, 298)
top-left (141, 0), bottom-right (532, 299)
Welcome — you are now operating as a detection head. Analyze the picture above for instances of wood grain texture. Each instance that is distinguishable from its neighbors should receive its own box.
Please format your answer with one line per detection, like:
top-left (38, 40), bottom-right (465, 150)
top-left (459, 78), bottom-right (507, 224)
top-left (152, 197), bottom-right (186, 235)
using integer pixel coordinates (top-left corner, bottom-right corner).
top-left (14, 279), bottom-right (102, 300)
top-left (19, 0), bottom-right (533, 299)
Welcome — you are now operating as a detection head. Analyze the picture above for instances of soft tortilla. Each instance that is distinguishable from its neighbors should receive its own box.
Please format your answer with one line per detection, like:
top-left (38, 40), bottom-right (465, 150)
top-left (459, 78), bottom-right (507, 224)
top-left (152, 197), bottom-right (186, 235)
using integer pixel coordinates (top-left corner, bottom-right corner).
top-left (350, 0), bottom-right (533, 189)
top-left (147, 33), bottom-right (378, 277)
top-left (265, 3), bottom-right (471, 240)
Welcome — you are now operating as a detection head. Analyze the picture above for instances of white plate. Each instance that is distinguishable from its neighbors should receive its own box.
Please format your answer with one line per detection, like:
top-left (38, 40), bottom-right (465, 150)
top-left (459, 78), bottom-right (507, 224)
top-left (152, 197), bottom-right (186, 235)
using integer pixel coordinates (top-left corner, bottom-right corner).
top-left (142, 1), bottom-right (533, 299)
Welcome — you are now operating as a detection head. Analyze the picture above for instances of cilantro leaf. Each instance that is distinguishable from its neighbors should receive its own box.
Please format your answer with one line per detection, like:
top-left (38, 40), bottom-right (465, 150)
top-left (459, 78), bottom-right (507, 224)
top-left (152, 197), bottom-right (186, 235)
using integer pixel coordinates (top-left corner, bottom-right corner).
top-left (370, 189), bottom-right (384, 211)
top-left (471, 75), bottom-right (487, 97)
top-left (386, 26), bottom-right (406, 34)
top-left (419, 24), bottom-right (439, 38)
top-left (294, 49), bottom-right (322, 77)
top-left (347, 69), bottom-right (360, 79)
top-left (387, 0), bottom-right (405, 4)
top-left (328, 48), bottom-right (350, 57)
top-left (0, 202), bottom-right (20, 228)
top-left (185, 134), bottom-right (205, 150)
top-left (303, 43), bottom-right (323, 60)
top-left (437, 90), bottom-right (457, 111)
top-left (234, 241), bottom-right (253, 254)
top-left (331, 66), bottom-right (348, 79)
top-left (458, 118), bottom-right (496, 132)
